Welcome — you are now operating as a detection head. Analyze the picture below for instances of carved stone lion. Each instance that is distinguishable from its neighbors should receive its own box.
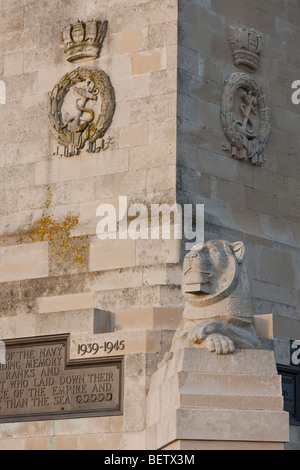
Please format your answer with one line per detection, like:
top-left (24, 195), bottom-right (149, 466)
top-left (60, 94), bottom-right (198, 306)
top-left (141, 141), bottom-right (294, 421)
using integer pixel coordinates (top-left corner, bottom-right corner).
top-left (162, 240), bottom-right (261, 363)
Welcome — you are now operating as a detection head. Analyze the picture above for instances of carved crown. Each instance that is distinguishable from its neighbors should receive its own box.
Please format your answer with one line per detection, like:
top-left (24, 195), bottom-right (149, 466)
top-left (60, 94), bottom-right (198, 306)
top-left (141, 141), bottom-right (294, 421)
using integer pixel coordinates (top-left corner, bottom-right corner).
top-left (229, 26), bottom-right (263, 72)
top-left (61, 20), bottom-right (108, 63)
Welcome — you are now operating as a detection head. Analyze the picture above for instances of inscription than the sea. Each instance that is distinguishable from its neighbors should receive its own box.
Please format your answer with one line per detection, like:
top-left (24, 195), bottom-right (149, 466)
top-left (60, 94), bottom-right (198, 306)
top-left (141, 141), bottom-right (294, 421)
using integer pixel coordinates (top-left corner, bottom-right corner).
top-left (0, 335), bottom-right (123, 422)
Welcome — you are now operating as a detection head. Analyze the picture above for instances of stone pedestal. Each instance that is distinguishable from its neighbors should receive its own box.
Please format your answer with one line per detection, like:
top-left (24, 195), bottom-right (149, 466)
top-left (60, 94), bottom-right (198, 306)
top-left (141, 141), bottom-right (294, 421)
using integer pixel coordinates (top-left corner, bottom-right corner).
top-left (146, 348), bottom-right (290, 450)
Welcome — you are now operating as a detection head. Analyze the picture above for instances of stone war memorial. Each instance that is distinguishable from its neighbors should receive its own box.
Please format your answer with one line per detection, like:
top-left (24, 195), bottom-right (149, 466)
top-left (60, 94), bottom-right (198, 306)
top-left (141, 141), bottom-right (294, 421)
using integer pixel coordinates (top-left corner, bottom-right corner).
top-left (1, 0), bottom-right (300, 451)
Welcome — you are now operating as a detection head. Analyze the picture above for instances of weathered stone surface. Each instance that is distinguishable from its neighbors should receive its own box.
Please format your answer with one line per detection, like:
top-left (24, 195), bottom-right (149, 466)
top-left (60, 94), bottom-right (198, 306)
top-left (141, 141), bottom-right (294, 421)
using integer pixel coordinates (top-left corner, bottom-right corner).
top-left (147, 348), bottom-right (289, 450)
top-left (0, 242), bottom-right (48, 283)
top-left (0, 0), bottom-right (299, 451)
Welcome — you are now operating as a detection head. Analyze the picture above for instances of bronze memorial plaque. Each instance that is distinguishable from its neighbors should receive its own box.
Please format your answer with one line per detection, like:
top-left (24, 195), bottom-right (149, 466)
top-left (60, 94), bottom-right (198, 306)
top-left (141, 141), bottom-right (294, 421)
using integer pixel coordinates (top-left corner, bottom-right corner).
top-left (0, 334), bottom-right (123, 423)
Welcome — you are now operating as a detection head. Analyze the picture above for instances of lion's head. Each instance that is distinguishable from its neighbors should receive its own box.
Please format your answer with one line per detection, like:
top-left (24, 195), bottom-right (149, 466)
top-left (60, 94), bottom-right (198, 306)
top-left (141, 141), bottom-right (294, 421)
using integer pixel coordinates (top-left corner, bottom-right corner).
top-left (182, 240), bottom-right (245, 306)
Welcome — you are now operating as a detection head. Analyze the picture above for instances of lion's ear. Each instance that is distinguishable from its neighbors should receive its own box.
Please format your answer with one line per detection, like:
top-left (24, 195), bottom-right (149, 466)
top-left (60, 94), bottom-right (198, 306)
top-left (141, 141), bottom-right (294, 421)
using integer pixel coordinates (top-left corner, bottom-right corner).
top-left (230, 241), bottom-right (245, 264)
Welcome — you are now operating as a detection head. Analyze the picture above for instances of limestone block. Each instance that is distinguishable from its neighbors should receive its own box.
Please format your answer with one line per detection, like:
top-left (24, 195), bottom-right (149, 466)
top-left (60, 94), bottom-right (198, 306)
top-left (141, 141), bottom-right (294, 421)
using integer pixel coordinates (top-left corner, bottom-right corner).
top-left (254, 314), bottom-right (300, 340)
top-left (89, 237), bottom-right (136, 271)
top-left (230, 208), bottom-right (267, 240)
top-left (78, 197), bottom-right (121, 226)
top-left (214, 178), bottom-right (245, 209)
top-left (131, 48), bottom-right (166, 76)
top-left (0, 316), bottom-right (18, 340)
top-left (157, 285), bottom-right (184, 308)
top-left (129, 94), bottom-right (173, 124)
top-left (37, 65), bottom-right (69, 96)
top-left (0, 420), bottom-right (54, 440)
top-left (0, 7), bottom-right (24, 35)
top-left (258, 249), bottom-right (296, 289)
top-left (0, 439), bottom-right (25, 450)
top-left (251, 280), bottom-right (299, 309)
top-left (117, 28), bottom-right (147, 54)
top-left (37, 292), bottom-right (94, 314)
top-left (123, 375), bottom-right (147, 432)
top-left (148, 69), bottom-right (177, 96)
top-left (147, 166), bottom-right (176, 194)
top-left (114, 74), bottom-right (149, 102)
top-left (252, 168), bottom-right (288, 200)
top-left (148, 21), bottom-right (178, 49)
top-left (119, 122), bottom-right (148, 148)
top-left (151, 349), bottom-right (279, 385)
top-left (136, 238), bottom-right (181, 267)
top-left (147, 348), bottom-right (289, 449)
top-left (16, 185), bottom-right (46, 212)
top-left (49, 436), bottom-right (79, 451)
top-left (18, 141), bottom-right (48, 166)
top-left (54, 416), bottom-right (111, 437)
top-left (0, 314), bottom-right (35, 340)
top-left (3, 51), bottom-right (24, 77)
top-left (142, 263), bottom-right (181, 287)
top-left (276, 108), bottom-right (300, 136)
top-left (80, 149), bottom-right (129, 179)
top-left (77, 431), bottom-right (145, 451)
top-left (112, 307), bottom-right (183, 330)
top-left (180, 372), bottom-right (282, 398)
top-left (178, 45), bottom-right (200, 75)
top-left (178, 167), bottom-right (211, 198)
top-left (60, 178), bottom-right (96, 205)
top-left (5, 71), bottom-right (38, 103)
top-left (93, 169), bottom-right (147, 199)
top-left (178, 20), bottom-right (213, 57)
top-left (125, 352), bottom-right (147, 377)
top-left (245, 187), bottom-right (278, 217)
top-left (94, 287), bottom-right (141, 311)
top-left (35, 158), bottom-right (81, 185)
top-left (70, 329), bottom-right (162, 360)
top-left (148, 370), bottom-right (284, 429)
top-left (0, 242), bottom-right (48, 283)
top-left (179, 393), bottom-right (283, 412)
top-left (0, 163), bottom-right (35, 190)
top-left (109, 100), bottom-right (130, 128)
top-left (113, 308), bottom-right (157, 330)
top-left (153, 407), bottom-right (289, 449)
top-left (171, 408), bottom-right (288, 443)
top-left (148, 117), bottom-right (176, 144)
top-left (35, 309), bottom-right (95, 336)
top-left (23, 46), bottom-right (55, 75)
top-left (130, 142), bottom-right (176, 170)
top-left (85, 266), bottom-right (143, 292)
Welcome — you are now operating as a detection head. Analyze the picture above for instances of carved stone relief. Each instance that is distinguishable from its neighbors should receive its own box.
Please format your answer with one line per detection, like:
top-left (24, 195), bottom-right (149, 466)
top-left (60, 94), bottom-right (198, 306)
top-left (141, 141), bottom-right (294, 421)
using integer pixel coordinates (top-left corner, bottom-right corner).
top-left (62, 20), bottom-right (108, 63)
top-left (159, 240), bottom-right (261, 364)
top-left (49, 20), bottom-right (115, 157)
top-left (229, 26), bottom-right (263, 72)
top-left (220, 72), bottom-right (271, 166)
top-left (49, 67), bottom-right (115, 157)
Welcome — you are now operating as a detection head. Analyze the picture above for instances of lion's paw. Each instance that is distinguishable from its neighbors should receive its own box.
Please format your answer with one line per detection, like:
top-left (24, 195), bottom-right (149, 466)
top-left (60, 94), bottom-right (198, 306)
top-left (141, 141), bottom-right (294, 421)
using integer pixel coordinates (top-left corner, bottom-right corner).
top-left (188, 319), bottom-right (223, 345)
top-left (204, 333), bottom-right (235, 355)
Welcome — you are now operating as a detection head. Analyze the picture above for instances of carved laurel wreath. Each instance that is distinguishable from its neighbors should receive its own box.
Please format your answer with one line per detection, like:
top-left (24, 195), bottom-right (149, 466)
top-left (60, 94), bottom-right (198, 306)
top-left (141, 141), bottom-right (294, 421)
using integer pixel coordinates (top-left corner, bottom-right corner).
top-left (220, 72), bottom-right (271, 165)
top-left (48, 66), bottom-right (115, 148)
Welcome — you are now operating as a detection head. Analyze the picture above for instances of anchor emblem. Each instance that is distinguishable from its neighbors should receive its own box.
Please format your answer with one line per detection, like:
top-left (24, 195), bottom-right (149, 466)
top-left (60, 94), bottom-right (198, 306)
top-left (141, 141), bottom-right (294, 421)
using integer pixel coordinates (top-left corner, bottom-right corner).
top-left (49, 67), bottom-right (115, 157)
top-left (235, 90), bottom-right (258, 139)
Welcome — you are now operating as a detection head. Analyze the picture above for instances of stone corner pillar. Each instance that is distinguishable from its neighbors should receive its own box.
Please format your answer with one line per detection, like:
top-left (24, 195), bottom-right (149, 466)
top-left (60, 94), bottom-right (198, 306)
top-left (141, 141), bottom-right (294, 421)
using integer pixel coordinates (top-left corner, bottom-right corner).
top-left (146, 347), bottom-right (289, 450)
